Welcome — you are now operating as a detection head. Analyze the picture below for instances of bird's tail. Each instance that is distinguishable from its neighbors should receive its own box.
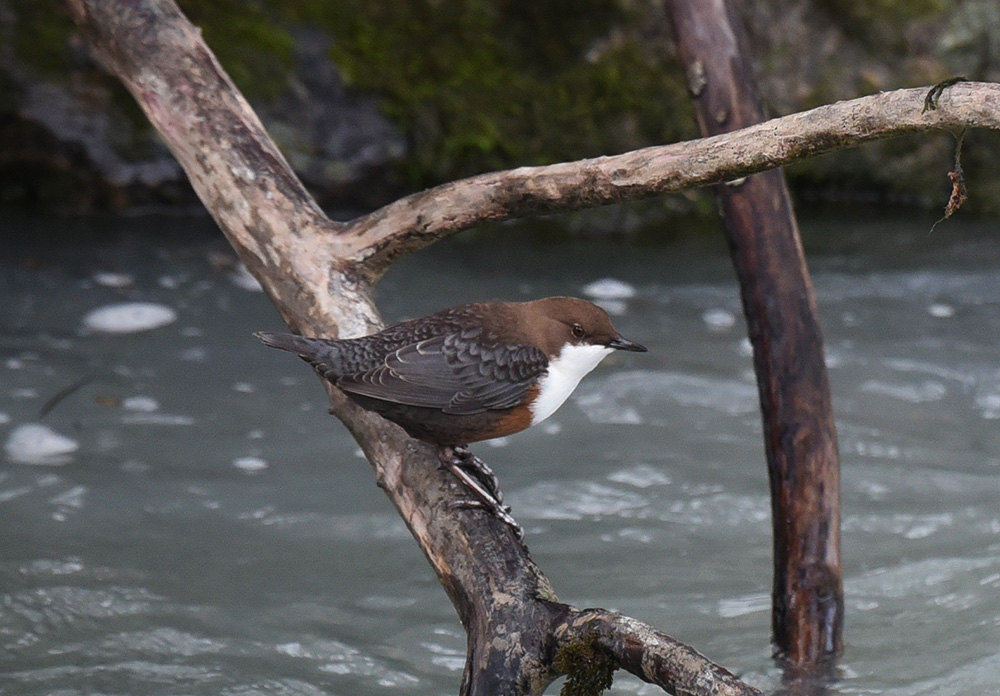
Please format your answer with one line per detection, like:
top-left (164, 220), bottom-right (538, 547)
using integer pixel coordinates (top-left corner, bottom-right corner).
top-left (255, 332), bottom-right (352, 384)
top-left (254, 331), bottom-right (320, 355)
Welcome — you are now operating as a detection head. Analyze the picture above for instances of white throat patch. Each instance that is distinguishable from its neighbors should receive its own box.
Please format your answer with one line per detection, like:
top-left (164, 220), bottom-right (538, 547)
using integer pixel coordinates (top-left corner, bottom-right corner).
top-left (529, 343), bottom-right (613, 425)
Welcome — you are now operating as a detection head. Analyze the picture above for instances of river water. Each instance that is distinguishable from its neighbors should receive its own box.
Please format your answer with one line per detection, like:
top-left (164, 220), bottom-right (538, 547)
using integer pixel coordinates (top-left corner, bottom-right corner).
top-left (1, 210), bottom-right (998, 695)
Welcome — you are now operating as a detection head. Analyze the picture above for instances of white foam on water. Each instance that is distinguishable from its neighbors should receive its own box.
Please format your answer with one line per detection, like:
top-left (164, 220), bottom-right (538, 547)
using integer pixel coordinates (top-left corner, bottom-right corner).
top-left (4, 423), bottom-right (79, 465)
top-left (574, 390), bottom-right (643, 424)
top-left (581, 277), bottom-right (637, 300)
top-left (975, 392), bottom-right (1000, 419)
top-left (82, 302), bottom-right (177, 334)
top-left (860, 379), bottom-right (947, 403)
top-left (717, 592), bottom-right (770, 618)
top-left (607, 463), bottom-right (671, 488)
top-left (178, 346), bottom-right (208, 362)
top-left (232, 456), bottom-right (268, 473)
top-left (927, 302), bottom-right (955, 318)
top-left (576, 370), bottom-right (759, 424)
top-left (122, 395), bottom-right (159, 412)
top-left (50, 485), bottom-right (87, 520)
top-left (92, 272), bottom-right (134, 288)
top-left (121, 413), bottom-right (195, 426)
top-left (702, 308), bottom-right (737, 331)
top-left (515, 480), bottom-right (648, 520)
top-left (158, 275), bottom-right (182, 289)
top-left (594, 298), bottom-right (627, 316)
top-left (0, 486), bottom-right (33, 503)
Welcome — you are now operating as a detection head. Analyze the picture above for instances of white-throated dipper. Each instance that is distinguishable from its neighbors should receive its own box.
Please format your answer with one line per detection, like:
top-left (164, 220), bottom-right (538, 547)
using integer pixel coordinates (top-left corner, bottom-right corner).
top-left (255, 296), bottom-right (646, 535)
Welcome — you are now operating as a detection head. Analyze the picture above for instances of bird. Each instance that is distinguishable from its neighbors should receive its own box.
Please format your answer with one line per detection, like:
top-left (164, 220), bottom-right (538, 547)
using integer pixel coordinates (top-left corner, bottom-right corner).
top-left (255, 296), bottom-right (646, 536)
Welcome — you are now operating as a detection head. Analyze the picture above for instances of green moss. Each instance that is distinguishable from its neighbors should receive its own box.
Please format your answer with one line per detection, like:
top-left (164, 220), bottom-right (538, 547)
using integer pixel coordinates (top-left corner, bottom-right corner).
top-left (10, 0), bottom-right (294, 99)
top-left (814, 0), bottom-right (948, 30)
top-left (11, 0), bottom-right (987, 214)
top-left (553, 632), bottom-right (617, 696)
top-left (9, 0), bottom-right (75, 79)
top-left (814, 0), bottom-right (948, 53)
top-left (177, 0), bottom-right (295, 99)
top-left (6, 0), bottom-right (696, 191)
top-left (821, 0), bottom-right (947, 22)
top-left (0, 71), bottom-right (21, 115)
top-left (299, 0), bottom-right (694, 186)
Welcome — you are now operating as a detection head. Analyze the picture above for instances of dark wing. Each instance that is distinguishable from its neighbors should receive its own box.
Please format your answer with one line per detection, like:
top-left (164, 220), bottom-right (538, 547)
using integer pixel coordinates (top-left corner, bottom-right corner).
top-left (335, 333), bottom-right (548, 415)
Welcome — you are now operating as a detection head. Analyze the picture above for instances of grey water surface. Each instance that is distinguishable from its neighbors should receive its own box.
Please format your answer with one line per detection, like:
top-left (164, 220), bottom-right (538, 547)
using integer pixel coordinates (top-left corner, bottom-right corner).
top-left (1, 210), bottom-right (998, 695)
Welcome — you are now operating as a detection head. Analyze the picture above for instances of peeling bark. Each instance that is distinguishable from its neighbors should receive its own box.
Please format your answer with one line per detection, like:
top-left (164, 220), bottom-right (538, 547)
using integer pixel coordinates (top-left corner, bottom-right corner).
top-left (63, 0), bottom-right (1000, 693)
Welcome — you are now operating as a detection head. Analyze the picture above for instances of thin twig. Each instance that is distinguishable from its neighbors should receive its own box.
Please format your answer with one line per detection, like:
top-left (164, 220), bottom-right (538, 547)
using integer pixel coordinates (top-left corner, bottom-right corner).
top-left (39, 373), bottom-right (95, 417)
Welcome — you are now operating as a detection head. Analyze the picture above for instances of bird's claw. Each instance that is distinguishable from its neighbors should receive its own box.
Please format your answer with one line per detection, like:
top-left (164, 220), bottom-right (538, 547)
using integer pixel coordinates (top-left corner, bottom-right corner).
top-left (446, 445), bottom-right (503, 504)
top-left (439, 446), bottom-right (523, 540)
top-left (451, 498), bottom-right (513, 516)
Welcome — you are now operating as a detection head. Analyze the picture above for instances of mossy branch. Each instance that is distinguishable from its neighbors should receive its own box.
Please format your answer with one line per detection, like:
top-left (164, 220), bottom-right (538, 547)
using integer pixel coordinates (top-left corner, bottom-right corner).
top-left (554, 609), bottom-right (762, 696)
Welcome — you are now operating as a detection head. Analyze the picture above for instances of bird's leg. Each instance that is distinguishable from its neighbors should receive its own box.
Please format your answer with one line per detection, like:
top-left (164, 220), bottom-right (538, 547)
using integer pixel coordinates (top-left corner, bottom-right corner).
top-left (449, 445), bottom-right (503, 504)
top-left (438, 446), bottom-right (523, 540)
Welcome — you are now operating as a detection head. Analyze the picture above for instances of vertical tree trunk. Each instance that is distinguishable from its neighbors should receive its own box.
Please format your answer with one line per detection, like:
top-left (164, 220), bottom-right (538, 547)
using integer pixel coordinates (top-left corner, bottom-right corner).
top-left (665, 0), bottom-right (844, 673)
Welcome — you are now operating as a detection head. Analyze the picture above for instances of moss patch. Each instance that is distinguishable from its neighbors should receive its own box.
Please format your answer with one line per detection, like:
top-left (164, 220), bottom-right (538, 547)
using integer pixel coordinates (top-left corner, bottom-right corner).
top-left (554, 632), bottom-right (618, 696)
top-left (291, 0), bottom-right (694, 186)
top-left (177, 0), bottom-right (295, 100)
top-left (9, 0), bottom-right (75, 80)
top-left (813, 0), bottom-right (948, 53)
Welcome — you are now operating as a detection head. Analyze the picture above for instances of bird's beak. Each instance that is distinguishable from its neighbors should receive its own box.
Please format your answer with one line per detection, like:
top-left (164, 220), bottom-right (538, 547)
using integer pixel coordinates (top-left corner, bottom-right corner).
top-left (609, 334), bottom-right (647, 352)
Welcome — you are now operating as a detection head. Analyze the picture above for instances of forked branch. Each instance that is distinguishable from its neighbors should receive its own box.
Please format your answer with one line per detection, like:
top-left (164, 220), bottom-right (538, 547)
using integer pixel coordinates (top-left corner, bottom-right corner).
top-left (63, 0), bottom-right (1000, 693)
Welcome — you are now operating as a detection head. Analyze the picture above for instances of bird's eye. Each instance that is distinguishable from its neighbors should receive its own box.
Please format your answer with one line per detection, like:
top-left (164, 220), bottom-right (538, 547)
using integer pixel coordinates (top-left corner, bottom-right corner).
top-left (571, 323), bottom-right (586, 338)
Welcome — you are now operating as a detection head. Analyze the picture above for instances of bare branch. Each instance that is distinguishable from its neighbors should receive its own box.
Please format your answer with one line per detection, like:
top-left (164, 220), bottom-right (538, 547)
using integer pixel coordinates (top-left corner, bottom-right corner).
top-left (347, 82), bottom-right (1000, 277)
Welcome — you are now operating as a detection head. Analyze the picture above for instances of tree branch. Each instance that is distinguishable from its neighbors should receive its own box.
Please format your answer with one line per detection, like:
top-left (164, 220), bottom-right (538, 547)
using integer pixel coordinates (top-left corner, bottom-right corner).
top-left (556, 609), bottom-right (760, 696)
top-left (63, 0), bottom-right (370, 339)
top-left (347, 81), bottom-right (1000, 277)
top-left (63, 0), bottom-right (1000, 693)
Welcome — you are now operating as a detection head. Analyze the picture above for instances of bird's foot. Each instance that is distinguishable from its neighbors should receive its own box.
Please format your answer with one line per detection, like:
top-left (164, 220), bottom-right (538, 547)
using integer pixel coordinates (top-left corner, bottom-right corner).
top-left (439, 446), bottom-right (523, 540)
top-left (441, 445), bottom-right (504, 505)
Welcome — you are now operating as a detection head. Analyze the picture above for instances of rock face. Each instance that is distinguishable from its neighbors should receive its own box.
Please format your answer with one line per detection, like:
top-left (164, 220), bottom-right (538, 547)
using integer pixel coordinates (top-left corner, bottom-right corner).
top-left (1, 0), bottom-right (999, 214)
top-left (256, 29), bottom-right (407, 211)
top-left (4, 73), bottom-right (187, 210)
top-left (0, 8), bottom-right (407, 212)
top-left (745, 0), bottom-right (1000, 209)
top-left (0, 0), bottom-right (196, 211)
